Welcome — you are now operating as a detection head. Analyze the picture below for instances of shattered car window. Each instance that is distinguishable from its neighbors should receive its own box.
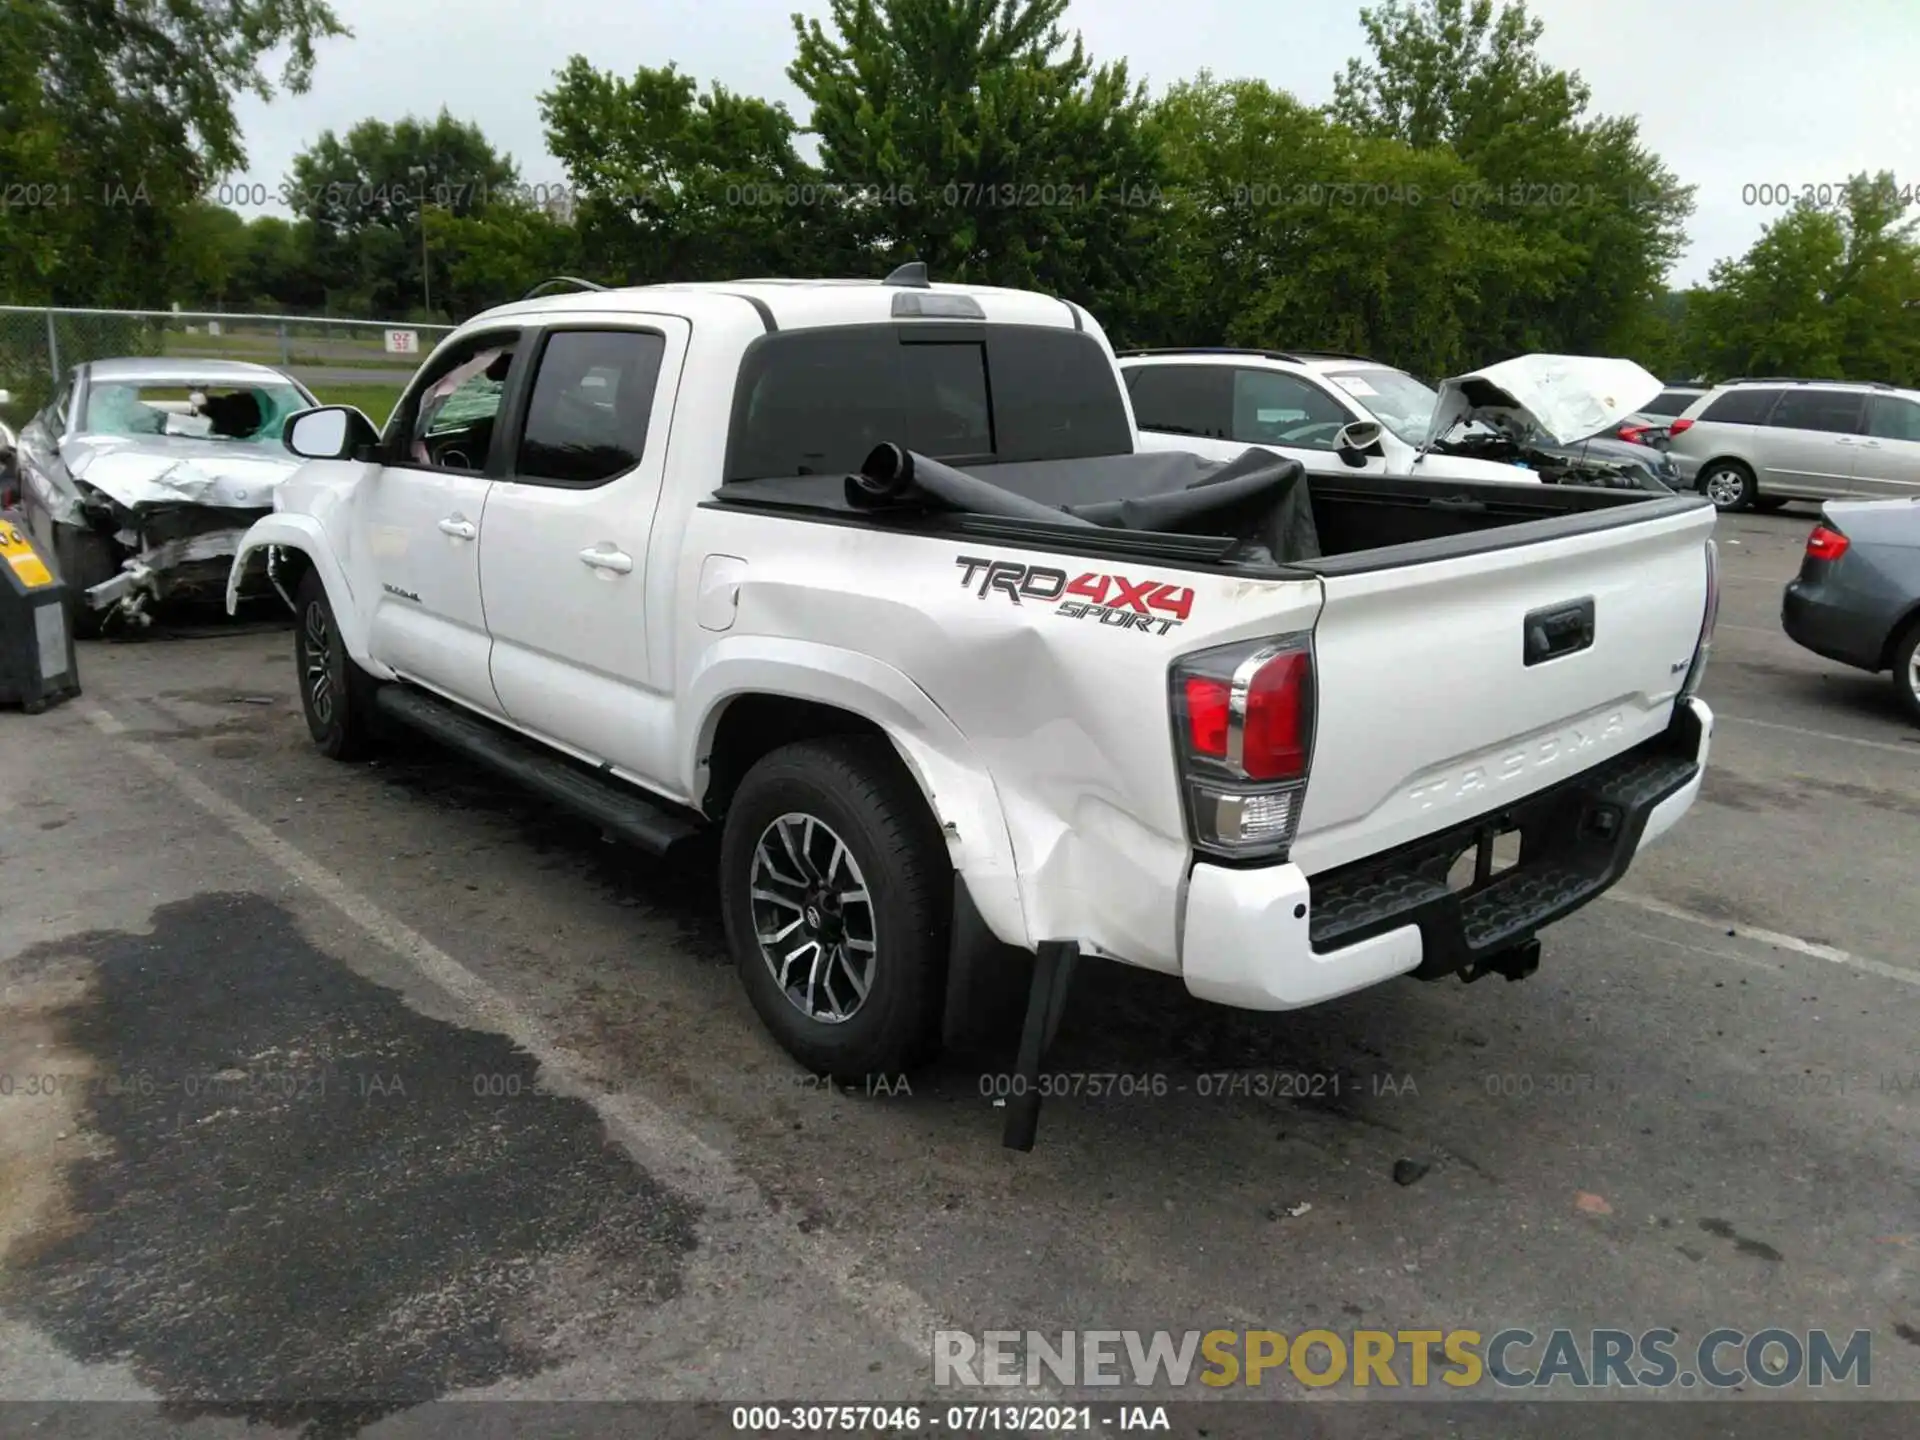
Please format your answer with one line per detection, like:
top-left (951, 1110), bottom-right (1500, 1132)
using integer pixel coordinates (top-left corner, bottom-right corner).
top-left (84, 383), bottom-right (311, 446)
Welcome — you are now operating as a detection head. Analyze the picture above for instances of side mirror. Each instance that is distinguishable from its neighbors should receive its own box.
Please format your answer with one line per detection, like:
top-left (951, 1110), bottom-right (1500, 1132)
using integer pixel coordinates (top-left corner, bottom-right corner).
top-left (284, 405), bottom-right (380, 461)
top-left (1333, 420), bottom-right (1384, 467)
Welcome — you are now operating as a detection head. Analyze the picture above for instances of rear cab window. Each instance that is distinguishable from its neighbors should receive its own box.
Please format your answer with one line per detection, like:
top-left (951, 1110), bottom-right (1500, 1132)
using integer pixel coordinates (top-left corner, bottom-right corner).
top-left (724, 324), bottom-right (1132, 480)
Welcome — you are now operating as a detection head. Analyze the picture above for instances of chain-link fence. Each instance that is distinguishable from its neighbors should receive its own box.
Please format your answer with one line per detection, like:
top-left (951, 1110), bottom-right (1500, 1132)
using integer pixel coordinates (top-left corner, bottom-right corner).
top-left (0, 307), bottom-right (456, 423)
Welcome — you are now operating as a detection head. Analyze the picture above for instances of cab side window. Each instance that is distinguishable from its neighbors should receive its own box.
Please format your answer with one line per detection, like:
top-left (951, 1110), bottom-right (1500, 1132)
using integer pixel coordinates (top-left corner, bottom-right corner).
top-left (515, 330), bottom-right (666, 487)
top-left (391, 335), bottom-right (519, 474)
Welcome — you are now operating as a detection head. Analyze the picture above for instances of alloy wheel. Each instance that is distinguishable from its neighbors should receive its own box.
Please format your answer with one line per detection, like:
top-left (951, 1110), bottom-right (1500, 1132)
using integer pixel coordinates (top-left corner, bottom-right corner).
top-left (1704, 469), bottom-right (1747, 508)
top-left (748, 812), bottom-right (878, 1024)
top-left (303, 600), bottom-right (336, 726)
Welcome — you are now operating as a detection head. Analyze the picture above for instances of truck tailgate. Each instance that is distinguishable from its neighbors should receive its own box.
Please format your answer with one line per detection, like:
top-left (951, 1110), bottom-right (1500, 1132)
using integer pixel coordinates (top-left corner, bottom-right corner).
top-left (1291, 503), bottom-right (1714, 876)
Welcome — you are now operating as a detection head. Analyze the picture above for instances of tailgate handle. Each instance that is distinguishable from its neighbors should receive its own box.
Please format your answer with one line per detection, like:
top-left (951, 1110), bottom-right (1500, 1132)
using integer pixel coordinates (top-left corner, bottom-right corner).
top-left (1523, 597), bottom-right (1595, 666)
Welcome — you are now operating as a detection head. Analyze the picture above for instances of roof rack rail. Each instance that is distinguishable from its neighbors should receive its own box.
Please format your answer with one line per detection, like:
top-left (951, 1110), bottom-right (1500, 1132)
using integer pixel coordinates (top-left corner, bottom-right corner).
top-left (1113, 345), bottom-right (1382, 365)
top-left (1115, 346), bottom-right (1307, 362)
top-left (1723, 375), bottom-right (1894, 389)
top-left (520, 275), bottom-right (612, 300)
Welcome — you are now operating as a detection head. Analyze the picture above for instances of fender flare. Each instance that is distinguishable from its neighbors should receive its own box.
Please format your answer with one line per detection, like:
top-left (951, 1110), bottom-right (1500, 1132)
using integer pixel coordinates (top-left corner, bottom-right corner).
top-left (684, 636), bottom-right (1032, 951)
top-left (227, 515), bottom-right (394, 677)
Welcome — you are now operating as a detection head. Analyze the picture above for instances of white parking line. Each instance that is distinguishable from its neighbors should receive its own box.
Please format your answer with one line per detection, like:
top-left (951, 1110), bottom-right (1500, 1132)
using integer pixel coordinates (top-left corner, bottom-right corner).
top-left (1714, 712), bottom-right (1920, 757)
top-left (1605, 890), bottom-right (1920, 988)
top-left (79, 702), bottom-right (977, 1388)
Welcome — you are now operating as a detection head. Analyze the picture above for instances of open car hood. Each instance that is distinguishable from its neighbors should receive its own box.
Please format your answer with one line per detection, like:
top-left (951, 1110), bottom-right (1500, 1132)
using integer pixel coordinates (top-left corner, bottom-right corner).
top-left (1423, 355), bottom-right (1663, 448)
top-left (64, 435), bottom-right (300, 511)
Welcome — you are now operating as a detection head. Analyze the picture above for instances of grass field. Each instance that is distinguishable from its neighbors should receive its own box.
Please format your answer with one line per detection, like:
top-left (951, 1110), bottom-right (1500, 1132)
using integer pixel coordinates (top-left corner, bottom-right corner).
top-left (161, 329), bottom-right (425, 373)
top-left (316, 384), bottom-right (405, 427)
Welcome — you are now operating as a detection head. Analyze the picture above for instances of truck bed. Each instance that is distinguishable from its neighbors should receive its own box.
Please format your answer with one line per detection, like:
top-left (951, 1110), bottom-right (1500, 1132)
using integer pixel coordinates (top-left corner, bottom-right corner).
top-left (709, 447), bottom-right (1706, 576)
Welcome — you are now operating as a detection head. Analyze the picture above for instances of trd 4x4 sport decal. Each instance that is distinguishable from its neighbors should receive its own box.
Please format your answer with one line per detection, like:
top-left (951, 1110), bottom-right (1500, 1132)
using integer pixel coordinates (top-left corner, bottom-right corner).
top-left (954, 556), bottom-right (1194, 635)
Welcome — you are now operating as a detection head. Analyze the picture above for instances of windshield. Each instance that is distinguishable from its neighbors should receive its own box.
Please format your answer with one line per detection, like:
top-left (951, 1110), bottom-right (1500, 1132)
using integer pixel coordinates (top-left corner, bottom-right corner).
top-left (1321, 369), bottom-right (1440, 445)
top-left (85, 382), bottom-right (312, 446)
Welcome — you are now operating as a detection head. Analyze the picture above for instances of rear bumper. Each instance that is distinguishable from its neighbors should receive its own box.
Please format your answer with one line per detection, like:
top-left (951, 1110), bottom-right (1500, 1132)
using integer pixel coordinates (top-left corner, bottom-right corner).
top-left (1782, 580), bottom-right (1884, 671)
top-left (1179, 698), bottom-right (1712, 1011)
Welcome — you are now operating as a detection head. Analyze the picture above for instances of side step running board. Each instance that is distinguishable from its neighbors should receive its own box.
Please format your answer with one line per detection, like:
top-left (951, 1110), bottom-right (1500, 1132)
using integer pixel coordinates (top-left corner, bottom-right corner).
top-left (374, 686), bottom-right (706, 857)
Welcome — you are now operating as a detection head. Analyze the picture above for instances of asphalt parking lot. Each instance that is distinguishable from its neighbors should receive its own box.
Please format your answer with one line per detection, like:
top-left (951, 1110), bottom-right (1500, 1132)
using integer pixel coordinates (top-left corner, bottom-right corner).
top-left (1, 506), bottom-right (1915, 1438)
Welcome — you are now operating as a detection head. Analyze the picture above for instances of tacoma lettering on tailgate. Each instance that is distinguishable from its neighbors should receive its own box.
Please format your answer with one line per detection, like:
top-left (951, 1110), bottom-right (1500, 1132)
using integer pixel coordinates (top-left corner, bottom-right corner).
top-left (954, 556), bottom-right (1194, 635)
top-left (1408, 712), bottom-right (1628, 811)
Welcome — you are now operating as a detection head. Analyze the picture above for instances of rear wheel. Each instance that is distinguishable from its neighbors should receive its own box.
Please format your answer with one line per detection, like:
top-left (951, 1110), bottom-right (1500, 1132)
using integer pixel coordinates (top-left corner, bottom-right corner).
top-left (719, 735), bottom-right (949, 1079)
top-left (293, 569), bottom-right (380, 759)
top-left (50, 526), bottom-right (118, 639)
top-left (1700, 461), bottom-right (1757, 512)
top-left (1892, 621), bottom-right (1920, 728)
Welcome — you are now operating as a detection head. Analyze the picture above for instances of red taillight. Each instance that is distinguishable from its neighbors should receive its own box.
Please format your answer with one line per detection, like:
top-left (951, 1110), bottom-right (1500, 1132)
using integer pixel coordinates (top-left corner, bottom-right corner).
top-left (1667, 418), bottom-right (1694, 437)
top-left (1184, 676), bottom-right (1230, 758)
top-left (1806, 524), bottom-right (1850, 562)
top-left (1618, 424), bottom-right (1647, 443)
top-left (1172, 638), bottom-right (1316, 860)
top-left (1242, 650), bottom-right (1310, 780)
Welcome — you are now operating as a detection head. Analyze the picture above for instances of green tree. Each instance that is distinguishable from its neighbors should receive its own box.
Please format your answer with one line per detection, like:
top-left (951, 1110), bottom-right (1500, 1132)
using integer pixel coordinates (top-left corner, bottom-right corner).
top-left (0, 0), bottom-right (346, 306)
top-left (541, 60), bottom-right (851, 284)
top-left (1332, 0), bottom-right (1692, 362)
top-left (1148, 75), bottom-right (1498, 376)
top-left (1686, 173), bottom-right (1920, 386)
top-left (787, 0), bottom-right (1169, 331)
top-left (288, 111), bottom-right (518, 317)
top-left (427, 201), bottom-right (583, 318)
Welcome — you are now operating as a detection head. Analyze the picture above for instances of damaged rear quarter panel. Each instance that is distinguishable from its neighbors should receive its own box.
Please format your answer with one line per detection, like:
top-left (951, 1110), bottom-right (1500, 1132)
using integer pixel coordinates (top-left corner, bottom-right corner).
top-left (682, 509), bottom-right (1323, 972)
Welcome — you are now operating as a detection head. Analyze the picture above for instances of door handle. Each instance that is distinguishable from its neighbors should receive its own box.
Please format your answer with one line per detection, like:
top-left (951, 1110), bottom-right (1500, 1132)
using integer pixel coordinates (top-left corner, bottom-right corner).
top-left (578, 546), bottom-right (634, 574)
top-left (1523, 597), bottom-right (1596, 667)
top-left (437, 517), bottom-right (477, 539)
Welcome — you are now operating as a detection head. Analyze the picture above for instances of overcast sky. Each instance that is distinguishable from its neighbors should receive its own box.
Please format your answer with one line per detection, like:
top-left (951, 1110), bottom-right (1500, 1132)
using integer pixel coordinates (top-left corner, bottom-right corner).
top-left (227, 0), bottom-right (1920, 287)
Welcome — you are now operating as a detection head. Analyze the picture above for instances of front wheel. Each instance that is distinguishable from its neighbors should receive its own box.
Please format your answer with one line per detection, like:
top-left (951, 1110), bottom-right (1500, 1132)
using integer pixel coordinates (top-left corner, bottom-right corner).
top-left (1700, 461), bottom-right (1756, 512)
top-left (1892, 621), bottom-right (1920, 728)
top-left (293, 569), bottom-right (379, 759)
top-left (50, 526), bottom-right (119, 639)
top-left (719, 736), bottom-right (950, 1079)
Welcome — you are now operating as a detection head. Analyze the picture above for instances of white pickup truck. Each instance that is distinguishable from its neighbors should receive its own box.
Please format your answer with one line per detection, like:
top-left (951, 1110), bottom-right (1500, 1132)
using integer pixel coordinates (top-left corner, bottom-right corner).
top-left (230, 270), bottom-right (1718, 1143)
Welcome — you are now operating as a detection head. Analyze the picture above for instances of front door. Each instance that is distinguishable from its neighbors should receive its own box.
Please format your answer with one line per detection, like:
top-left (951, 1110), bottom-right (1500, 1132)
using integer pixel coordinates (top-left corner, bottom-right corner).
top-left (478, 318), bottom-right (689, 788)
top-left (1850, 393), bottom-right (1920, 499)
top-left (361, 328), bottom-right (524, 713)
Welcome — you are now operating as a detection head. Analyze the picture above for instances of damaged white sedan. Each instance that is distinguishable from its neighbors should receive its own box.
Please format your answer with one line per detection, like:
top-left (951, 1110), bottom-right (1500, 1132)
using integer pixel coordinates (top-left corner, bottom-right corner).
top-left (12, 358), bottom-right (321, 633)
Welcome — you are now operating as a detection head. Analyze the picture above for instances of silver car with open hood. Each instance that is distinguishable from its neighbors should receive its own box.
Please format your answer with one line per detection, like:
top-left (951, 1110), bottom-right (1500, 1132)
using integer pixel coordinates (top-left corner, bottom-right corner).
top-left (12, 358), bottom-right (321, 633)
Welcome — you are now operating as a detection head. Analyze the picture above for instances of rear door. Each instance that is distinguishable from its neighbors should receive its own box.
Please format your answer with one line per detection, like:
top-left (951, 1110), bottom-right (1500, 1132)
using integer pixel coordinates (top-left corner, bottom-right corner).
top-left (1852, 394), bottom-right (1920, 499)
top-left (479, 317), bottom-right (689, 785)
top-left (1760, 387), bottom-right (1867, 494)
top-left (1291, 502), bottom-right (1715, 875)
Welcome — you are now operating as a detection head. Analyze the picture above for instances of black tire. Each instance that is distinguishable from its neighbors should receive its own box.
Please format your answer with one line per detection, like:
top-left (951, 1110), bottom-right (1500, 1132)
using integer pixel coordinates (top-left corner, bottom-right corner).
top-left (1891, 621), bottom-right (1920, 728)
top-left (1754, 495), bottom-right (1791, 514)
top-left (293, 568), bottom-right (379, 760)
top-left (1699, 460), bottom-right (1756, 512)
top-left (719, 735), bottom-right (950, 1080)
top-left (50, 526), bottom-right (119, 639)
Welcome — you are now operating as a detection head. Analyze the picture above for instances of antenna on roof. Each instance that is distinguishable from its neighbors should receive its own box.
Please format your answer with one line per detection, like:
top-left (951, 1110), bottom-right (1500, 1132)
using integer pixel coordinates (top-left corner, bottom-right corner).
top-left (520, 276), bottom-right (611, 300)
top-left (883, 260), bottom-right (930, 289)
